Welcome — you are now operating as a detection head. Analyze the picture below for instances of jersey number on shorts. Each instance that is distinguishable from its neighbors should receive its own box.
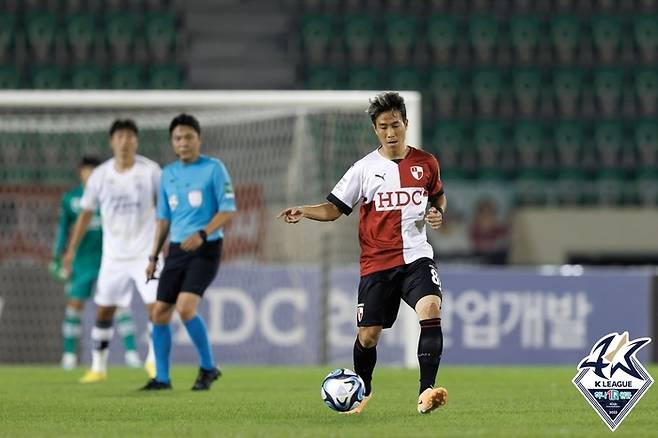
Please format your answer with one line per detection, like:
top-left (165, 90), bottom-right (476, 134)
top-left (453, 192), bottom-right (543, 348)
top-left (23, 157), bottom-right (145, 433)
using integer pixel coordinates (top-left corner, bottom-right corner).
top-left (430, 266), bottom-right (441, 287)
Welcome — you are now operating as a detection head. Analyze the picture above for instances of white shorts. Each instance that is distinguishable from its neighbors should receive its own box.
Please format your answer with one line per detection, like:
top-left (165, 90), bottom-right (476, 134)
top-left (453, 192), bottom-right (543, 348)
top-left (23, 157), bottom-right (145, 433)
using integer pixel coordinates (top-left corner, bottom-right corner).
top-left (95, 255), bottom-right (161, 307)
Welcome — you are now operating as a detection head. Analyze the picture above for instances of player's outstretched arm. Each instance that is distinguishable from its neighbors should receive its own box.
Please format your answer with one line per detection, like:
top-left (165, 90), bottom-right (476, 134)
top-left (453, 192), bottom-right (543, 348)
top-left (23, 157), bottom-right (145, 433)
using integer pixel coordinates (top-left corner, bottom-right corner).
top-left (62, 209), bottom-right (93, 273)
top-left (277, 202), bottom-right (342, 223)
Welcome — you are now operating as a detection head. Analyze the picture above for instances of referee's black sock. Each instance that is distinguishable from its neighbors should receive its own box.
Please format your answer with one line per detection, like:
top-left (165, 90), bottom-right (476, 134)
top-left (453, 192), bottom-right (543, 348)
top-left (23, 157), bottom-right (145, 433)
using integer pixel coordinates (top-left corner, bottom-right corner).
top-left (418, 318), bottom-right (443, 395)
top-left (353, 337), bottom-right (376, 396)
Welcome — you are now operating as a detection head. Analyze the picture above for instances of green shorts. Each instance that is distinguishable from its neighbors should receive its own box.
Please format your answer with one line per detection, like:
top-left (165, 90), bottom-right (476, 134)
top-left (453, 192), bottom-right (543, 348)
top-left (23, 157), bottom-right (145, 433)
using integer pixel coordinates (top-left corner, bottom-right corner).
top-left (65, 272), bottom-right (98, 300)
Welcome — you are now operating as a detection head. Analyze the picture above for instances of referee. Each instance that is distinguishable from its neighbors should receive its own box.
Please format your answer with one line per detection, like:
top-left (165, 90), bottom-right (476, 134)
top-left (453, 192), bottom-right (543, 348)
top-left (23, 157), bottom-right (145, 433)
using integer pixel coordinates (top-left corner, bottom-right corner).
top-left (142, 114), bottom-right (236, 390)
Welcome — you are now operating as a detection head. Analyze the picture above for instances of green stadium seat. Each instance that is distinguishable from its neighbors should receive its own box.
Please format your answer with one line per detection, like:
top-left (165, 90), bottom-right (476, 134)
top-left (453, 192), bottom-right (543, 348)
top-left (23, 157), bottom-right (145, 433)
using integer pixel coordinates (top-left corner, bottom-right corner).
top-left (66, 13), bottom-right (96, 50)
top-left (635, 168), bottom-right (658, 206)
top-left (591, 15), bottom-right (621, 62)
top-left (0, 65), bottom-right (20, 88)
top-left (26, 13), bottom-right (56, 51)
top-left (144, 11), bottom-right (176, 54)
top-left (31, 65), bottom-right (64, 89)
top-left (513, 121), bottom-right (544, 169)
top-left (514, 170), bottom-right (548, 206)
top-left (306, 66), bottom-right (340, 89)
top-left (593, 122), bottom-right (624, 168)
top-left (635, 120), bottom-right (658, 170)
top-left (432, 121), bottom-right (465, 171)
top-left (473, 121), bottom-right (505, 179)
top-left (633, 15), bottom-right (657, 63)
top-left (429, 68), bottom-right (460, 117)
top-left (385, 15), bottom-right (418, 53)
top-left (389, 68), bottom-right (421, 91)
top-left (71, 65), bottom-right (103, 89)
top-left (426, 15), bottom-right (457, 56)
top-left (553, 121), bottom-right (584, 168)
top-left (553, 68), bottom-right (582, 116)
top-left (300, 14), bottom-right (333, 51)
top-left (105, 13), bottom-right (137, 50)
top-left (472, 68), bottom-right (502, 116)
top-left (344, 14), bottom-right (375, 56)
top-left (0, 14), bottom-right (15, 55)
top-left (148, 64), bottom-right (182, 89)
top-left (555, 169), bottom-right (589, 205)
top-left (593, 69), bottom-right (623, 115)
top-left (509, 15), bottom-right (540, 63)
top-left (468, 15), bottom-right (499, 63)
top-left (551, 16), bottom-right (580, 63)
top-left (346, 67), bottom-right (380, 90)
top-left (110, 65), bottom-right (142, 89)
top-left (634, 68), bottom-right (657, 116)
top-left (512, 68), bottom-right (541, 115)
top-left (593, 169), bottom-right (626, 205)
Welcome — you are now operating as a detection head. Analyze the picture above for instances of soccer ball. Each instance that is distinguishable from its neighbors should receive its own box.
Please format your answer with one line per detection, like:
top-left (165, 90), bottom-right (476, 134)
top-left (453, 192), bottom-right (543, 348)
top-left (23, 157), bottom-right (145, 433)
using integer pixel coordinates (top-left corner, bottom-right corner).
top-left (320, 368), bottom-right (365, 412)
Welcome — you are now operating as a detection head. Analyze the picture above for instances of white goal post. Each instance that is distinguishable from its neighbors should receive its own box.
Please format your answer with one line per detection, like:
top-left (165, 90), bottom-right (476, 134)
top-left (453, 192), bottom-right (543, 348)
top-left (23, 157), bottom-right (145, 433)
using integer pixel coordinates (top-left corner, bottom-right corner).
top-left (0, 90), bottom-right (422, 368)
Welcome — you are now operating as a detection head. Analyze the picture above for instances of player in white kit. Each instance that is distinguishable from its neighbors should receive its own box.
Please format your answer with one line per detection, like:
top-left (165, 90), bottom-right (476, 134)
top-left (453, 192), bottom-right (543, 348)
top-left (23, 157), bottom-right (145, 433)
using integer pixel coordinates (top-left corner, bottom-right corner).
top-left (63, 119), bottom-right (161, 383)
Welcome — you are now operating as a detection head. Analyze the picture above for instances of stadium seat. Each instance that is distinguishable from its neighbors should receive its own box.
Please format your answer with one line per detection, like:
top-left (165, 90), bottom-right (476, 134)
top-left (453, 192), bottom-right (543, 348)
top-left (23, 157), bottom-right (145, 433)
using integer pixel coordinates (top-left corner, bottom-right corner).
top-left (432, 121), bottom-right (465, 173)
top-left (472, 68), bottom-right (502, 116)
top-left (509, 15), bottom-right (540, 63)
top-left (514, 170), bottom-right (548, 206)
top-left (593, 121), bottom-right (624, 169)
top-left (592, 169), bottom-right (627, 205)
top-left (635, 120), bottom-right (658, 169)
top-left (555, 169), bottom-right (589, 205)
top-left (346, 67), bottom-right (380, 90)
top-left (300, 14), bottom-right (333, 52)
top-left (473, 121), bottom-right (506, 179)
top-left (468, 15), bottom-right (499, 64)
top-left (512, 67), bottom-right (542, 116)
top-left (634, 68), bottom-right (657, 116)
top-left (633, 15), bottom-right (657, 63)
top-left (593, 68), bottom-right (623, 116)
top-left (513, 121), bottom-right (545, 170)
top-left (105, 13), bottom-right (137, 60)
top-left (70, 65), bottom-right (103, 89)
top-left (635, 168), bottom-right (658, 205)
top-left (551, 16), bottom-right (580, 63)
top-left (306, 66), bottom-right (340, 89)
top-left (343, 14), bottom-right (375, 62)
top-left (148, 64), bottom-right (182, 89)
top-left (0, 14), bottom-right (15, 57)
top-left (553, 68), bottom-right (582, 117)
top-left (144, 11), bottom-right (176, 57)
top-left (429, 68), bottom-right (460, 118)
top-left (553, 121), bottom-right (584, 168)
top-left (0, 65), bottom-right (20, 88)
top-left (388, 67), bottom-right (422, 91)
top-left (26, 13), bottom-right (56, 58)
top-left (110, 65), bottom-right (142, 89)
top-left (66, 13), bottom-right (96, 58)
top-left (591, 15), bottom-right (621, 63)
top-left (426, 14), bottom-right (457, 62)
top-left (31, 65), bottom-right (64, 89)
top-left (385, 15), bottom-right (418, 63)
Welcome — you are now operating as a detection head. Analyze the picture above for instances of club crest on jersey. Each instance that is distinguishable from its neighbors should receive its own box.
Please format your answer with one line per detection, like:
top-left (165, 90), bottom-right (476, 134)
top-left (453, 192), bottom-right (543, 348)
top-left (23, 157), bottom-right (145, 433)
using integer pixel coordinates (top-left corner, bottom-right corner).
top-left (572, 331), bottom-right (653, 431)
top-left (410, 166), bottom-right (423, 180)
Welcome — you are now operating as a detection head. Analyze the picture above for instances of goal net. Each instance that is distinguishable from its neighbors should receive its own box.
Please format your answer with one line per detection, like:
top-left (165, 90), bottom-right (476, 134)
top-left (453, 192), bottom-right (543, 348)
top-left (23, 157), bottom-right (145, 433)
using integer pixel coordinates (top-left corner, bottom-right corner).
top-left (0, 91), bottom-right (421, 367)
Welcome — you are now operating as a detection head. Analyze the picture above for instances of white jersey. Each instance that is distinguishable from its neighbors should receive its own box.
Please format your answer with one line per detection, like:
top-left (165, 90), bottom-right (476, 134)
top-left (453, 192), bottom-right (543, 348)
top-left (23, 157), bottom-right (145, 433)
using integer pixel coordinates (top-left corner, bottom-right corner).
top-left (80, 155), bottom-right (161, 260)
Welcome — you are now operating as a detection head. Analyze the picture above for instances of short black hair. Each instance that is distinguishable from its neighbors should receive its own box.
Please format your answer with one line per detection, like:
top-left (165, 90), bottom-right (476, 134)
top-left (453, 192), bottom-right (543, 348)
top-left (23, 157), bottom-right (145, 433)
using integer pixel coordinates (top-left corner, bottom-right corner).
top-left (366, 91), bottom-right (407, 125)
top-left (109, 119), bottom-right (139, 137)
top-left (79, 155), bottom-right (101, 168)
top-left (169, 113), bottom-right (201, 136)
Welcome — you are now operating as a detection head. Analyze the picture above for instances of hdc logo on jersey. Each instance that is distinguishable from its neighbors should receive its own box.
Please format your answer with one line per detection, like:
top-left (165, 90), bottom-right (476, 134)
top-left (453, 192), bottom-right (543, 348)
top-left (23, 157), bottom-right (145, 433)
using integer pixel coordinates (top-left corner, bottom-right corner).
top-left (375, 188), bottom-right (428, 211)
top-left (410, 166), bottom-right (424, 180)
top-left (572, 332), bottom-right (653, 431)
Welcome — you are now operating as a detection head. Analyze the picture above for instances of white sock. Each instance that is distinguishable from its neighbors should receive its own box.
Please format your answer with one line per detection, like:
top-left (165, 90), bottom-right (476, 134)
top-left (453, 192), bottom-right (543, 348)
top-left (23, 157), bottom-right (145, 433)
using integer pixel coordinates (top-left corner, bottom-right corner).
top-left (90, 323), bottom-right (114, 373)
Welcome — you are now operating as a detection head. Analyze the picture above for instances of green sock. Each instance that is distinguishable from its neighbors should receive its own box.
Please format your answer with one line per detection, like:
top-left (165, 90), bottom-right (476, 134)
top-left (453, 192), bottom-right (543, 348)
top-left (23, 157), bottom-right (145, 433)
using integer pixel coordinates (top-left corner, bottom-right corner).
top-left (62, 307), bottom-right (82, 354)
top-left (116, 308), bottom-right (137, 352)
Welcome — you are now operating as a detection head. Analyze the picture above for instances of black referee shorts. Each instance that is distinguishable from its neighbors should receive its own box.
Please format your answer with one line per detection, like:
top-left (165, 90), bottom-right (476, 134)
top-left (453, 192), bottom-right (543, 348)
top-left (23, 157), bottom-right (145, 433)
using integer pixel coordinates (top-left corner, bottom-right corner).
top-left (156, 239), bottom-right (223, 304)
top-left (357, 257), bottom-right (443, 329)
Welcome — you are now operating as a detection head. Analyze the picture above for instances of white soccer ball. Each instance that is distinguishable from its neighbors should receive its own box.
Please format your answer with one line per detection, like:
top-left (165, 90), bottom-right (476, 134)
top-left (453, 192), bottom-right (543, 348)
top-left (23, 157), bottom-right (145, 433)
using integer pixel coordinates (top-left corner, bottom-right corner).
top-left (320, 368), bottom-right (365, 412)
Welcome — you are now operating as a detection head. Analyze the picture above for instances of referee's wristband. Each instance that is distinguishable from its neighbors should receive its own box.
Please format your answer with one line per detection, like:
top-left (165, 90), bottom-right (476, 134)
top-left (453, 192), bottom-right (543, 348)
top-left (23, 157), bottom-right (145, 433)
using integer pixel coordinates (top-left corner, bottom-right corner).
top-left (198, 230), bottom-right (208, 242)
top-left (148, 255), bottom-right (158, 263)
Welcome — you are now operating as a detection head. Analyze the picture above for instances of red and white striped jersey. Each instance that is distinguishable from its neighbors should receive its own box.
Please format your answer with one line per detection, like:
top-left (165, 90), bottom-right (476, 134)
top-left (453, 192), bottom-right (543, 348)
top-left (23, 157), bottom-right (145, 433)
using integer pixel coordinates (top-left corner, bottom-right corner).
top-left (327, 146), bottom-right (444, 277)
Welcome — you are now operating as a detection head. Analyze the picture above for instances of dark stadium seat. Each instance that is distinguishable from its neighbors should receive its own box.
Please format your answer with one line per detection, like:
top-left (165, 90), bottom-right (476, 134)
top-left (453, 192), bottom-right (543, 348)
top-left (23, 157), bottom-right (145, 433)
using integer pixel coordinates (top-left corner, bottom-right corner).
top-left (31, 65), bottom-right (64, 89)
top-left (346, 67), bottom-right (380, 90)
top-left (512, 67), bottom-right (542, 117)
top-left (148, 64), bottom-right (182, 89)
top-left (26, 12), bottom-right (56, 60)
top-left (468, 15), bottom-right (499, 64)
top-left (344, 14), bottom-right (375, 63)
top-left (432, 120), bottom-right (465, 174)
top-left (553, 67), bottom-right (583, 118)
top-left (105, 13), bottom-right (137, 60)
top-left (634, 68), bottom-right (657, 116)
top-left (551, 16), bottom-right (580, 64)
top-left (553, 121), bottom-right (584, 169)
top-left (593, 68), bottom-right (623, 117)
top-left (591, 15), bottom-right (621, 63)
top-left (0, 14), bottom-right (16, 59)
top-left (385, 15), bottom-right (418, 63)
top-left (473, 120), bottom-right (506, 180)
top-left (429, 67), bottom-right (460, 118)
top-left (388, 67), bottom-right (422, 92)
top-left (509, 15), bottom-right (541, 64)
top-left (0, 65), bottom-right (20, 88)
top-left (144, 11), bottom-right (176, 58)
top-left (426, 14), bottom-right (457, 64)
top-left (593, 121), bottom-right (624, 169)
top-left (110, 65), bottom-right (142, 89)
top-left (305, 66), bottom-right (340, 89)
top-left (70, 64), bottom-right (103, 89)
top-left (633, 15), bottom-right (657, 64)
top-left (471, 68), bottom-right (502, 117)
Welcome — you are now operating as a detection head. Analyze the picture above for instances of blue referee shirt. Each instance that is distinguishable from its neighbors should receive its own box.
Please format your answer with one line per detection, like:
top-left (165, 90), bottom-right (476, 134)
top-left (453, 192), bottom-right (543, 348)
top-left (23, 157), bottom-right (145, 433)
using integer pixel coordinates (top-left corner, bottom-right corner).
top-left (157, 155), bottom-right (236, 243)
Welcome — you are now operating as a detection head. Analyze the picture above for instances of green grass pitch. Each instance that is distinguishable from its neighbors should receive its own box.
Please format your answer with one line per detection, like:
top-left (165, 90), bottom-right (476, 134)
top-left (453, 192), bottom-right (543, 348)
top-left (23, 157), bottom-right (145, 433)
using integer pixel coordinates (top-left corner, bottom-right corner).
top-left (0, 365), bottom-right (656, 437)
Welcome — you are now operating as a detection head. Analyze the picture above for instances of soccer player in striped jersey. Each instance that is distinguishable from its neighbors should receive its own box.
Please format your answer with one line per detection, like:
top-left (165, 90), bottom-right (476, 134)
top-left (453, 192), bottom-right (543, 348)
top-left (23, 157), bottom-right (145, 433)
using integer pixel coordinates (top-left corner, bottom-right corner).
top-left (50, 156), bottom-right (141, 370)
top-left (278, 92), bottom-right (448, 414)
top-left (63, 119), bottom-right (161, 383)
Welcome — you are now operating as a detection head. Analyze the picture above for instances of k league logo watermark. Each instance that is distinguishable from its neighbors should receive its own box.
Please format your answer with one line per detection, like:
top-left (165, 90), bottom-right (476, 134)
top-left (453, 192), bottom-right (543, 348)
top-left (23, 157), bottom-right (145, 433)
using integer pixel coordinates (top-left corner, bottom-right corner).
top-left (572, 332), bottom-right (653, 431)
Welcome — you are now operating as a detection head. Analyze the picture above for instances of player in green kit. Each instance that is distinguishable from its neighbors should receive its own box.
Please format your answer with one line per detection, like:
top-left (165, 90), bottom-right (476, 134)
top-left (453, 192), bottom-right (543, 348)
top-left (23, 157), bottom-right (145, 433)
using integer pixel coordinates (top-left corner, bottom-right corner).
top-left (50, 156), bottom-right (142, 370)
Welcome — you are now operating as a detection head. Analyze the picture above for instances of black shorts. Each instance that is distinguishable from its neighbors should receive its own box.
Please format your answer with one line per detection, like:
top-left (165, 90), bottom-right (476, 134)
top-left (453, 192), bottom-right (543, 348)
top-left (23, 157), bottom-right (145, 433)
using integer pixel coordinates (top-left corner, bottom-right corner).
top-left (156, 239), bottom-right (223, 304)
top-left (357, 257), bottom-right (442, 329)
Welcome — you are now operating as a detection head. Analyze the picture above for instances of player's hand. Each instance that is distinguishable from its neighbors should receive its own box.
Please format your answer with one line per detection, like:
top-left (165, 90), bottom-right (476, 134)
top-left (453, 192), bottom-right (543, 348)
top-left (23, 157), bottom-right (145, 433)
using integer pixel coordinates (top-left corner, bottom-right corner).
top-left (276, 207), bottom-right (304, 224)
top-left (145, 261), bottom-right (158, 282)
top-left (48, 257), bottom-right (67, 281)
top-left (181, 232), bottom-right (203, 251)
top-left (425, 207), bottom-right (443, 229)
top-left (61, 251), bottom-right (74, 279)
